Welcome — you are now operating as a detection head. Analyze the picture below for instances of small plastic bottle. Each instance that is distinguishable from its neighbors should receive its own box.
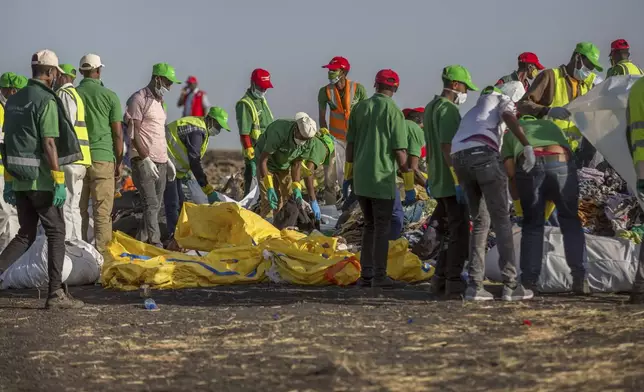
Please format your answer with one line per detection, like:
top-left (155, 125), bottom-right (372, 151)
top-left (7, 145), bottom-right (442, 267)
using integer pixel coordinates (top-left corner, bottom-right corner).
top-left (144, 298), bottom-right (159, 311)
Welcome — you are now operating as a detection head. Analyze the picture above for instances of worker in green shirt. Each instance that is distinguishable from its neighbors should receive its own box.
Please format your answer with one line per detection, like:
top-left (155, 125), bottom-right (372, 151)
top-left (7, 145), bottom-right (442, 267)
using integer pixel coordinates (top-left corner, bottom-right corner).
top-left (0, 72), bottom-right (28, 178)
top-left (0, 49), bottom-right (84, 309)
top-left (297, 134), bottom-right (335, 221)
top-left (236, 68), bottom-right (274, 197)
top-left (344, 69), bottom-right (415, 289)
top-left (256, 112), bottom-right (318, 217)
top-left (606, 39), bottom-right (643, 77)
top-left (424, 65), bottom-right (478, 299)
top-left (502, 116), bottom-right (589, 295)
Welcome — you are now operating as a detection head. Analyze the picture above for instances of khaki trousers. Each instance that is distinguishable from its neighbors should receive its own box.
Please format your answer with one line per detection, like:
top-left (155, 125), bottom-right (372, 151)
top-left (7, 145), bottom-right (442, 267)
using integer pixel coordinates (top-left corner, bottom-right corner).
top-left (80, 161), bottom-right (115, 253)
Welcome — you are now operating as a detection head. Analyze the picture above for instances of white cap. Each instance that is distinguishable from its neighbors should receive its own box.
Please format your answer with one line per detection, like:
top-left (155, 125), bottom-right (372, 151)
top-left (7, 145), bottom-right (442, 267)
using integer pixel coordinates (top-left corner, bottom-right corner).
top-left (79, 54), bottom-right (104, 71)
top-left (499, 81), bottom-right (526, 103)
top-left (31, 49), bottom-right (63, 73)
top-left (295, 112), bottom-right (317, 139)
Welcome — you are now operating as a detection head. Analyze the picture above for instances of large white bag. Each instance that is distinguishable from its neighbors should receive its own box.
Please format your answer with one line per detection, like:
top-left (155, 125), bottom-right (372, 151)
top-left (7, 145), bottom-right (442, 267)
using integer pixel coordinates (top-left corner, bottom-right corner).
top-left (0, 237), bottom-right (103, 289)
top-left (0, 177), bottom-right (19, 252)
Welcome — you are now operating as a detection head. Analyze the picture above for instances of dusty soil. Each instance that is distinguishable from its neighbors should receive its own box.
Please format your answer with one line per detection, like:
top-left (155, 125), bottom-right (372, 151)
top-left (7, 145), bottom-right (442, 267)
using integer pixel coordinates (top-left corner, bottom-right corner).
top-left (0, 285), bottom-right (643, 392)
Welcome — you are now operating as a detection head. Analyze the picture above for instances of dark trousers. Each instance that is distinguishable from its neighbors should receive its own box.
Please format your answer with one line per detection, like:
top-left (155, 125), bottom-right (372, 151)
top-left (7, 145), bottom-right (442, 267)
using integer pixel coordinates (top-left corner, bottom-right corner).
top-left (635, 243), bottom-right (644, 294)
top-left (0, 191), bottom-right (65, 294)
top-left (390, 190), bottom-right (404, 240)
top-left (163, 178), bottom-right (186, 238)
top-left (357, 196), bottom-right (395, 279)
top-left (434, 196), bottom-right (469, 283)
top-left (516, 157), bottom-right (587, 284)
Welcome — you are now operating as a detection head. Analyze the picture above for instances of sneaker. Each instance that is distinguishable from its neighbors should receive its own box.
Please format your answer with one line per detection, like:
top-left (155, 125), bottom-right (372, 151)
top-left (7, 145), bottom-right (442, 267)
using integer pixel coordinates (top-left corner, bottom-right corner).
top-left (572, 277), bottom-right (591, 296)
top-left (355, 277), bottom-right (372, 288)
top-left (502, 284), bottom-right (534, 302)
top-left (372, 276), bottom-right (407, 289)
top-left (522, 280), bottom-right (538, 294)
top-left (429, 276), bottom-right (446, 296)
top-left (629, 292), bottom-right (644, 304)
top-left (45, 288), bottom-right (85, 309)
top-left (464, 285), bottom-right (494, 301)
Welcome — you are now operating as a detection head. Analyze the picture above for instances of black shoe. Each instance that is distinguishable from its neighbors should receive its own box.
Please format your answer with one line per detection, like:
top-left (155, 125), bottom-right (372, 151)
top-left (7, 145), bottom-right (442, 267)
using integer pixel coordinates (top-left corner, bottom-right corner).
top-left (355, 277), bottom-right (372, 288)
top-left (45, 288), bottom-right (84, 309)
top-left (572, 277), bottom-right (591, 296)
top-left (444, 279), bottom-right (466, 300)
top-left (522, 280), bottom-right (539, 294)
top-left (629, 292), bottom-right (644, 304)
top-left (372, 276), bottom-right (407, 289)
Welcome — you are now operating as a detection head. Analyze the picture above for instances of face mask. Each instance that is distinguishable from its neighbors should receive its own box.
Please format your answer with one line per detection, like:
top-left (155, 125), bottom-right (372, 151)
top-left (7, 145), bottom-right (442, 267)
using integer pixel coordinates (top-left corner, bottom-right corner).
top-left (529, 68), bottom-right (539, 80)
top-left (154, 78), bottom-right (169, 97)
top-left (328, 71), bottom-right (341, 84)
top-left (208, 127), bottom-right (220, 136)
top-left (573, 56), bottom-right (592, 81)
top-left (251, 86), bottom-right (266, 99)
top-left (294, 137), bottom-right (307, 146)
top-left (445, 89), bottom-right (467, 105)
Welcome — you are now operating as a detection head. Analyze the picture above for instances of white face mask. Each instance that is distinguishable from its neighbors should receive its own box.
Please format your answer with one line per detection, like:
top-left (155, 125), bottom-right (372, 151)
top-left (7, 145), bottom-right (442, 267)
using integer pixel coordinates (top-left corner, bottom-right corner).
top-left (294, 137), bottom-right (307, 146)
top-left (208, 127), bottom-right (220, 136)
top-left (444, 89), bottom-right (467, 105)
top-left (574, 56), bottom-right (592, 81)
top-left (251, 86), bottom-right (266, 99)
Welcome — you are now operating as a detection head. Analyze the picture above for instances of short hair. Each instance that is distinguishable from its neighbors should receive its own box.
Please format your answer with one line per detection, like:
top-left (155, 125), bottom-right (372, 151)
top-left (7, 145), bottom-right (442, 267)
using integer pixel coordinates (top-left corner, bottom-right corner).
top-left (406, 111), bottom-right (423, 125)
top-left (376, 82), bottom-right (396, 93)
top-left (31, 64), bottom-right (53, 78)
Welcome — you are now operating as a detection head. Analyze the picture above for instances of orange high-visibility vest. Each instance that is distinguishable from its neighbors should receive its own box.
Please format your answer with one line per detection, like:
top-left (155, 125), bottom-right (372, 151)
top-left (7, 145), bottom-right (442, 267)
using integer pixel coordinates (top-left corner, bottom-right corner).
top-left (325, 80), bottom-right (357, 140)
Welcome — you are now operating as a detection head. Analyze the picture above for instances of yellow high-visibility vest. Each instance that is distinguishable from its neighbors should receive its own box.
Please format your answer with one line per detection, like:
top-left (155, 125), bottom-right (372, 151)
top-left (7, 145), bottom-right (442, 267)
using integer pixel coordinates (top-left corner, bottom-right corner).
top-left (550, 68), bottom-right (596, 151)
top-left (628, 77), bottom-right (644, 178)
top-left (239, 96), bottom-right (273, 140)
top-left (0, 102), bottom-right (5, 175)
top-left (60, 87), bottom-right (91, 166)
top-left (166, 116), bottom-right (209, 179)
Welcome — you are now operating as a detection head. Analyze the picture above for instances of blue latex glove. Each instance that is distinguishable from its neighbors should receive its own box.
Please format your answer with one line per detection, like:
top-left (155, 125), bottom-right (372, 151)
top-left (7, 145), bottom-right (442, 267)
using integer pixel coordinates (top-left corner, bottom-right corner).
top-left (292, 187), bottom-right (303, 203)
top-left (404, 189), bottom-right (416, 205)
top-left (267, 188), bottom-right (279, 210)
top-left (455, 185), bottom-right (466, 204)
top-left (311, 199), bottom-right (321, 221)
top-left (53, 183), bottom-right (66, 208)
top-left (3, 182), bottom-right (16, 206)
top-left (342, 180), bottom-right (352, 200)
top-left (207, 191), bottom-right (220, 203)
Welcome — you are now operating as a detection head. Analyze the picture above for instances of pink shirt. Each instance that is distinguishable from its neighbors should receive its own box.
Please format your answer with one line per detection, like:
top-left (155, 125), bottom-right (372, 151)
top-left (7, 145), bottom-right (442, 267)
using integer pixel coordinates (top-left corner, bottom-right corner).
top-left (125, 87), bottom-right (168, 163)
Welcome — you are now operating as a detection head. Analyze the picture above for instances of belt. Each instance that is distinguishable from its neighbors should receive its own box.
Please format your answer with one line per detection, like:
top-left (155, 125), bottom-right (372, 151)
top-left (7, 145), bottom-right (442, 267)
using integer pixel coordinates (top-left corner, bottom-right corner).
top-left (518, 153), bottom-right (567, 165)
top-left (454, 145), bottom-right (496, 156)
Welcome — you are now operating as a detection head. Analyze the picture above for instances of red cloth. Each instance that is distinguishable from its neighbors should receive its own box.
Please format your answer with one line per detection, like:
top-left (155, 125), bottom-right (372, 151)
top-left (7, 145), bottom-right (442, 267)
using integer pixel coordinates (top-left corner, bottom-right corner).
top-left (240, 135), bottom-right (252, 149)
top-left (189, 91), bottom-right (205, 116)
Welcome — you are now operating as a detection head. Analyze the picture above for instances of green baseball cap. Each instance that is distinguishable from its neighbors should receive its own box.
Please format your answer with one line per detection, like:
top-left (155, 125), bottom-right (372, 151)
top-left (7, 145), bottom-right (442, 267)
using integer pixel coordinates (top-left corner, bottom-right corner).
top-left (14, 75), bottom-right (28, 89)
top-left (442, 65), bottom-right (478, 91)
top-left (0, 72), bottom-right (22, 88)
top-left (574, 42), bottom-right (603, 72)
top-left (152, 63), bottom-right (180, 84)
top-left (59, 64), bottom-right (77, 78)
top-left (206, 106), bottom-right (230, 131)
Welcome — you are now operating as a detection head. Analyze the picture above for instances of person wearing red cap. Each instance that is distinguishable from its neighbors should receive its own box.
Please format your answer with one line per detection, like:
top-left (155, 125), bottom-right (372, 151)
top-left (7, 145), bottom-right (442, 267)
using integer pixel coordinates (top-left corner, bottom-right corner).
top-left (607, 39), bottom-right (643, 77)
top-left (318, 56), bottom-right (367, 204)
top-left (177, 76), bottom-right (211, 117)
top-left (236, 68), bottom-right (274, 197)
top-left (496, 52), bottom-right (545, 92)
top-left (344, 69), bottom-right (414, 289)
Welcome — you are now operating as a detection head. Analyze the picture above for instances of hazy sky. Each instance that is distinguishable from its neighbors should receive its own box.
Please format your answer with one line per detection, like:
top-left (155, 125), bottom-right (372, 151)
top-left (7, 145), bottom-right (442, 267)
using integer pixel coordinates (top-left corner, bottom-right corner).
top-left (2, 0), bottom-right (642, 149)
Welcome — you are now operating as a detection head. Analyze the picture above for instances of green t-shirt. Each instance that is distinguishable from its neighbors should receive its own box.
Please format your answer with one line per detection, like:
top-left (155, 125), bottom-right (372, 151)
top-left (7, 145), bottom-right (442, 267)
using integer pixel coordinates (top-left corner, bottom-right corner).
top-left (317, 81), bottom-right (368, 111)
top-left (76, 78), bottom-right (122, 162)
top-left (346, 93), bottom-right (407, 199)
top-left (406, 120), bottom-right (424, 158)
top-left (235, 90), bottom-right (274, 138)
top-left (13, 99), bottom-right (59, 192)
top-left (501, 118), bottom-right (571, 160)
top-left (255, 119), bottom-right (311, 173)
top-left (424, 96), bottom-right (461, 198)
top-left (300, 137), bottom-right (329, 169)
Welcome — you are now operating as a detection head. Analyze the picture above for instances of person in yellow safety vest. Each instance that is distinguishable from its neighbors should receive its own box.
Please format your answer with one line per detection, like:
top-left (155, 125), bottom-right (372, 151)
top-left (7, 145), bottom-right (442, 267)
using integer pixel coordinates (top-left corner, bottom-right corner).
top-left (164, 107), bottom-right (230, 239)
top-left (0, 72), bottom-right (28, 178)
top-left (517, 42), bottom-right (603, 159)
top-left (607, 39), bottom-right (643, 78)
top-left (627, 77), bottom-right (644, 304)
top-left (236, 68), bottom-right (274, 197)
top-left (318, 56), bottom-right (367, 204)
top-left (55, 64), bottom-right (92, 241)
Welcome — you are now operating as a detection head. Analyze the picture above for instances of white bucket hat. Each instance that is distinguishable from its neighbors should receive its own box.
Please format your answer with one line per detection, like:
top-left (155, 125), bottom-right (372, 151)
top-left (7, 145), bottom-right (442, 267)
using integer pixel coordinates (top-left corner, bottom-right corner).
top-left (295, 112), bottom-right (317, 139)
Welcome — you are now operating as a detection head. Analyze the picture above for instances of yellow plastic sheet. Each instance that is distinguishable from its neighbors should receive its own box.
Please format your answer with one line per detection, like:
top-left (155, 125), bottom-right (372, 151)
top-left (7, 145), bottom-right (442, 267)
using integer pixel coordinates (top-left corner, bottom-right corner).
top-left (175, 202), bottom-right (280, 251)
top-left (101, 231), bottom-right (267, 290)
top-left (357, 238), bottom-right (435, 283)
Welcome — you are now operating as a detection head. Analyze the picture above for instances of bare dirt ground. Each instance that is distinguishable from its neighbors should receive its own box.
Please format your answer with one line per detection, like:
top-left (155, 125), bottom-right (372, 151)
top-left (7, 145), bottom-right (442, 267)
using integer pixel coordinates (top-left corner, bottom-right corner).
top-left (0, 285), bottom-right (643, 392)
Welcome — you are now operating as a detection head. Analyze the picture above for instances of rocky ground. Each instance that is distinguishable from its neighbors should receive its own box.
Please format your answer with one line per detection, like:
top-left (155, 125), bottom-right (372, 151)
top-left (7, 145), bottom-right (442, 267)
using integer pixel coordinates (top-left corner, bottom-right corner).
top-left (0, 285), bottom-right (642, 392)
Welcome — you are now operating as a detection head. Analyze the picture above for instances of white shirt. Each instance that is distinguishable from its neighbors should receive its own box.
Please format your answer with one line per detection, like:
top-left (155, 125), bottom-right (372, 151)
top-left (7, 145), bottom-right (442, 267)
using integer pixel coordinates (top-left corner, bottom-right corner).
top-left (183, 87), bottom-right (211, 117)
top-left (451, 90), bottom-right (516, 154)
top-left (57, 83), bottom-right (77, 124)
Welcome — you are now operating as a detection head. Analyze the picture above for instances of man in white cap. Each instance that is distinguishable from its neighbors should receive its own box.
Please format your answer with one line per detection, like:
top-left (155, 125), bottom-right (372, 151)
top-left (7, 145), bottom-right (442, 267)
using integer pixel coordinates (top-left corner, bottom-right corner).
top-left (0, 49), bottom-right (84, 309)
top-left (76, 54), bottom-right (123, 253)
top-left (255, 112), bottom-right (318, 217)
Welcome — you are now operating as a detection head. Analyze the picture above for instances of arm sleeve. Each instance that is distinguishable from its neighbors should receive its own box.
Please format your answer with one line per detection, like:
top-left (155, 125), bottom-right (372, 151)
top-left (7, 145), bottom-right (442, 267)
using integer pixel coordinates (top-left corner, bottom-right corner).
top-left (317, 87), bottom-right (328, 111)
top-left (391, 109), bottom-right (408, 150)
top-left (437, 104), bottom-right (461, 144)
top-left (39, 100), bottom-right (60, 138)
top-left (407, 124), bottom-right (423, 157)
top-left (235, 101), bottom-right (253, 136)
top-left (109, 92), bottom-right (123, 123)
top-left (346, 106), bottom-right (358, 143)
top-left (355, 84), bottom-right (368, 103)
top-left (57, 91), bottom-right (76, 125)
top-left (182, 131), bottom-right (208, 187)
top-left (125, 92), bottom-right (143, 122)
top-left (498, 95), bottom-right (517, 120)
top-left (516, 70), bottom-right (554, 118)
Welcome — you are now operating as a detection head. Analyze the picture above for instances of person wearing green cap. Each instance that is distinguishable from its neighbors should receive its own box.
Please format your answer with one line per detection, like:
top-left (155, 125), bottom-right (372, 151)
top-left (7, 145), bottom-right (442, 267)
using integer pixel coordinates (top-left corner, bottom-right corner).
top-left (423, 64), bottom-right (477, 299)
top-left (76, 53), bottom-right (123, 253)
top-left (163, 107), bottom-right (230, 241)
top-left (125, 62), bottom-right (180, 248)
top-left (518, 42), bottom-right (603, 165)
top-left (0, 72), bottom-right (28, 179)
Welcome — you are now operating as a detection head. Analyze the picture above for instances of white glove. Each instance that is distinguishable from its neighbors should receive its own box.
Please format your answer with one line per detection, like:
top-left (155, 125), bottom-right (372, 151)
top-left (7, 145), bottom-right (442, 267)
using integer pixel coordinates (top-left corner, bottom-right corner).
top-left (547, 107), bottom-right (571, 120)
top-left (166, 159), bottom-right (176, 182)
top-left (141, 157), bottom-right (160, 180)
top-left (522, 145), bottom-right (536, 173)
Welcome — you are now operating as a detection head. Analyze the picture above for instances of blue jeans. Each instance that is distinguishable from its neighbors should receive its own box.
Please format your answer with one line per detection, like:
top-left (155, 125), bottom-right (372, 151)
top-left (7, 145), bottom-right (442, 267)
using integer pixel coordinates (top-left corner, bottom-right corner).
top-left (516, 157), bottom-right (587, 284)
top-left (390, 190), bottom-right (404, 240)
top-left (163, 179), bottom-right (185, 238)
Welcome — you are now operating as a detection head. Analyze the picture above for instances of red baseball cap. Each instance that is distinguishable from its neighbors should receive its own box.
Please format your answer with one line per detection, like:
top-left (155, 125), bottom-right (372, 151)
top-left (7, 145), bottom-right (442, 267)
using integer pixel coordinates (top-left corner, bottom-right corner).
top-left (186, 76), bottom-right (198, 84)
top-left (322, 56), bottom-right (350, 72)
top-left (611, 39), bottom-right (630, 52)
top-left (518, 52), bottom-right (545, 70)
top-left (402, 107), bottom-right (425, 117)
top-left (251, 68), bottom-right (273, 89)
top-left (375, 69), bottom-right (399, 87)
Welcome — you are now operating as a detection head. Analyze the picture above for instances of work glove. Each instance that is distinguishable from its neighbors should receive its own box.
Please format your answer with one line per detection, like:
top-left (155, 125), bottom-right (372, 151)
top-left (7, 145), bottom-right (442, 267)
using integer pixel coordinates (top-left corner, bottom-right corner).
top-left (291, 182), bottom-right (303, 204)
top-left (263, 174), bottom-right (279, 210)
top-left (513, 200), bottom-right (524, 217)
top-left (141, 157), bottom-right (160, 180)
top-left (51, 170), bottom-right (66, 208)
top-left (3, 180), bottom-right (15, 206)
top-left (246, 159), bottom-right (257, 178)
top-left (311, 199), bottom-right (321, 221)
top-left (166, 159), bottom-right (176, 182)
top-left (250, 129), bottom-right (262, 141)
top-left (402, 171), bottom-right (416, 205)
top-left (522, 145), bottom-right (536, 173)
top-left (243, 147), bottom-right (255, 160)
top-left (202, 184), bottom-right (220, 204)
top-left (548, 107), bottom-right (571, 120)
top-left (319, 127), bottom-right (330, 136)
top-left (449, 167), bottom-right (466, 205)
